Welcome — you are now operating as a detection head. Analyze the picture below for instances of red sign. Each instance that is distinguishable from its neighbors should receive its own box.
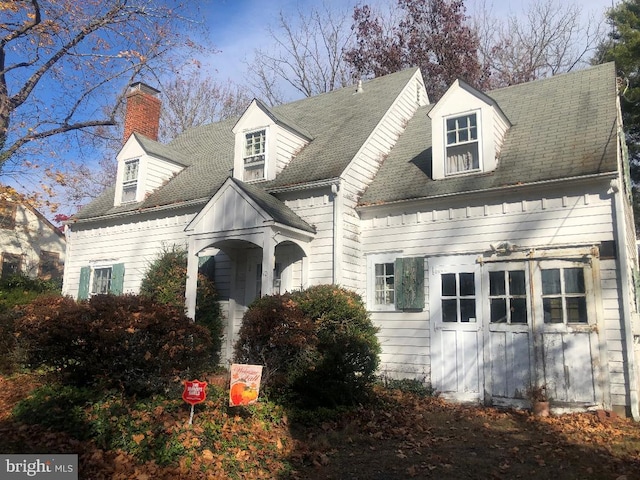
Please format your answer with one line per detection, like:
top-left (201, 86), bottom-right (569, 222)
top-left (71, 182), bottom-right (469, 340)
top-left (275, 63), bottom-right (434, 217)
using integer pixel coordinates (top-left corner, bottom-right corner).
top-left (182, 380), bottom-right (207, 405)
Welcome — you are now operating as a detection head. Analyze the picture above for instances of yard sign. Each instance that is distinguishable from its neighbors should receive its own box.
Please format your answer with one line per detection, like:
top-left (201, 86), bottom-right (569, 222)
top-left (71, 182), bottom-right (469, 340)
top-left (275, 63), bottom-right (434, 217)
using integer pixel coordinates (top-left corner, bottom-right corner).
top-left (182, 379), bottom-right (207, 424)
top-left (229, 364), bottom-right (263, 407)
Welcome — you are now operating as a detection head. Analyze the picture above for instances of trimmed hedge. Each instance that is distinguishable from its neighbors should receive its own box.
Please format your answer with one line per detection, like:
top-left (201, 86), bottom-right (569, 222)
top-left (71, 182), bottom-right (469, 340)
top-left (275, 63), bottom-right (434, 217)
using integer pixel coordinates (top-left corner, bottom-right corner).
top-left (15, 294), bottom-right (213, 396)
top-left (234, 285), bottom-right (380, 408)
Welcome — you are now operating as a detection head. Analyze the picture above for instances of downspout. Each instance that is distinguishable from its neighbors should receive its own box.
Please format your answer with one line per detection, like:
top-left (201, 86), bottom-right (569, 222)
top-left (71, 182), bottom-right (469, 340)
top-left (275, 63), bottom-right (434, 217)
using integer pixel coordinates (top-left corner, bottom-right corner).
top-left (611, 179), bottom-right (640, 420)
top-left (332, 181), bottom-right (342, 284)
top-left (612, 180), bottom-right (640, 419)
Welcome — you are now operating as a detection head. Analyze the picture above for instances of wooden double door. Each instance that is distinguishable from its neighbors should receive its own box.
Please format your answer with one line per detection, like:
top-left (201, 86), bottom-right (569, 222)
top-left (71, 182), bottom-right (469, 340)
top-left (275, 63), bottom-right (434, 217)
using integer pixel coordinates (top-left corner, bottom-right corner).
top-left (429, 254), bottom-right (601, 408)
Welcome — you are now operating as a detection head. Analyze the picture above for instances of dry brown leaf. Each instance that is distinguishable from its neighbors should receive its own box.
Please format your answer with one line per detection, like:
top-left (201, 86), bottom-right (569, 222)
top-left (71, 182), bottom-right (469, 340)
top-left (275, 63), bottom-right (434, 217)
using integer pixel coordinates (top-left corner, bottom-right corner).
top-left (201, 449), bottom-right (214, 463)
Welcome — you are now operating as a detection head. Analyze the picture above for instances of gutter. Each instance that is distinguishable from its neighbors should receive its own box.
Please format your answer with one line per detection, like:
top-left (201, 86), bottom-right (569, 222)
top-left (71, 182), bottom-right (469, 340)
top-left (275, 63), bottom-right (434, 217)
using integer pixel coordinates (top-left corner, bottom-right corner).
top-left (66, 197), bottom-right (209, 226)
top-left (267, 177), bottom-right (342, 194)
top-left (356, 172), bottom-right (619, 212)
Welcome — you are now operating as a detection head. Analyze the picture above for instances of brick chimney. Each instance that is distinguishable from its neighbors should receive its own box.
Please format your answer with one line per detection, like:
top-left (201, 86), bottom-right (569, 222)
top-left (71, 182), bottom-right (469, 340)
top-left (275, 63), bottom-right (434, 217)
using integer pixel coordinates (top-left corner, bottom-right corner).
top-left (123, 82), bottom-right (161, 143)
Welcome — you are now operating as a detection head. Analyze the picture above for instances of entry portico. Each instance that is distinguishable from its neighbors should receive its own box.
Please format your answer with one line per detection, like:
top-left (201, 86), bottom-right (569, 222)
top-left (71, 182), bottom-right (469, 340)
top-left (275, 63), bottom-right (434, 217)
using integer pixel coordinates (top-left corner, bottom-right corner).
top-left (184, 177), bottom-right (315, 320)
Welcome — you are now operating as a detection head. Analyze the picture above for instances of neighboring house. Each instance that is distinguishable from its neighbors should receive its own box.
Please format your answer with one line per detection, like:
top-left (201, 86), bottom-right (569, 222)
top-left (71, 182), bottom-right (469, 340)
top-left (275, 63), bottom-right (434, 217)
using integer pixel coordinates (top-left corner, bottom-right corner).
top-left (62, 65), bottom-right (640, 418)
top-left (0, 197), bottom-right (65, 281)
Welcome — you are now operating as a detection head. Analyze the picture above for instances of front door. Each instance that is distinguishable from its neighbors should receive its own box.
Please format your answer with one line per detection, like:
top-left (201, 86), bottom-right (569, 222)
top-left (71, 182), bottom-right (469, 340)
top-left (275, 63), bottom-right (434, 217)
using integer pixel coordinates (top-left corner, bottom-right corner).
top-left (430, 257), bottom-right (484, 402)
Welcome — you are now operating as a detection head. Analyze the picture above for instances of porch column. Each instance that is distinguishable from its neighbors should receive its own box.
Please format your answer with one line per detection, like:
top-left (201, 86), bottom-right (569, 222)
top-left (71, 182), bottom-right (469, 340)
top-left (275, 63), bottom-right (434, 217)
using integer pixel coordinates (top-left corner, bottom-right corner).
top-left (185, 238), bottom-right (199, 319)
top-left (261, 229), bottom-right (276, 297)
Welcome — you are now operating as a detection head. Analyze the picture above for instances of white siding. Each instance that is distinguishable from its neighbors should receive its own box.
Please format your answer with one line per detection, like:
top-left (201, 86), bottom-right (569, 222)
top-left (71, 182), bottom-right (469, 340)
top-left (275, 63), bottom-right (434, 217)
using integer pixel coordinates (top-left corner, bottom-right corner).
top-left (359, 181), bottom-right (626, 401)
top-left (340, 70), bottom-right (424, 294)
top-left (143, 156), bottom-right (183, 194)
top-left (275, 126), bottom-right (308, 175)
top-left (0, 203), bottom-right (65, 277)
top-left (63, 211), bottom-right (195, 297)
top-left (280, 189), bottom-right (335, 286)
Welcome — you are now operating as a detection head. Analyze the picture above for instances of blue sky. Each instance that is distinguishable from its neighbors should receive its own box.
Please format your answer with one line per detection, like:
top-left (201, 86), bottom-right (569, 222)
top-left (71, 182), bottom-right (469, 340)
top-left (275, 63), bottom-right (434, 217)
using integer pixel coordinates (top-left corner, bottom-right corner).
top-left (203, 0), bottom-right (617, 92)
top-left (0, 0), bottom-right (619, 220)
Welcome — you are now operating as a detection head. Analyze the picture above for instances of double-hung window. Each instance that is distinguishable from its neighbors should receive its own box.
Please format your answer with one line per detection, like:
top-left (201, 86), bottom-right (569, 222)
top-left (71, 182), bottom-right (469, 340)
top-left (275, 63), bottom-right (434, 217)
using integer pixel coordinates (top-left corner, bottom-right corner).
top-left (78, 263), bottom-right (125, 299)
top-left (122, 159), bottom-right (139, 203)
top-left (244, 129), bottom-right (266, 181)
top-left (445, 113), bottom-right (479, 175)
top-left (375, 262), bottom-right (395, 306)
top-left (369, 255), bottom-right (424, 311)
top-left (92, 267), bottom-right (113, 295)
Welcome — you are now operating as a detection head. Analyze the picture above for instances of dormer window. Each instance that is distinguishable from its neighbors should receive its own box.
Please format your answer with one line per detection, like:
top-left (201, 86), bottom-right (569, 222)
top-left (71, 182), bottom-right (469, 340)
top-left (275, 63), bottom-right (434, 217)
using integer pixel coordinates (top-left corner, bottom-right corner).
top-left (121, 159), bottom-right (139, 203)
top-left (244, 129), bottom-right (266, 181)
top-left (446, 113), bottom-right (480, 175)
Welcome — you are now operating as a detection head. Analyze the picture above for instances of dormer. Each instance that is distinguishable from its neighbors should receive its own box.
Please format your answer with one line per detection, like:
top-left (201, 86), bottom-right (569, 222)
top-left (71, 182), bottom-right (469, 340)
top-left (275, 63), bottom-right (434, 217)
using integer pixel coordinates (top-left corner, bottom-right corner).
top-left (114, 134), bottom-right (187, 206)
top-left (232, 99), bottom-right (312, 183)
top-left (428, 79), bottom-right (511, 180)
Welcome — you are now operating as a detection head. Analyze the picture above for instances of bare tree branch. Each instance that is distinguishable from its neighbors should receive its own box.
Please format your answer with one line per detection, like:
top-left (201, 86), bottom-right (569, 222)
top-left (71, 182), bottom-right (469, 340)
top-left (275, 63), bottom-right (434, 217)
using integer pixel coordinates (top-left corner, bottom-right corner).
top-left (247, 2), bottom-right (355, 105)
top-left (473, 0), bottom-right (606, 88)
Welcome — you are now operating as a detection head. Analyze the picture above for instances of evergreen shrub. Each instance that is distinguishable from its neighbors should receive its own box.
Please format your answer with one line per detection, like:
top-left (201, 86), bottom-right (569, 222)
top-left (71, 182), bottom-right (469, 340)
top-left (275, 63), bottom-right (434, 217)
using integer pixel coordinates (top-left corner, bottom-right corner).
top-left (140, 245), bottom-right (224, 365)
top-left (234, 285), bottom-right (380, 408)
top-left (233, 294), bottom-right (317, 392)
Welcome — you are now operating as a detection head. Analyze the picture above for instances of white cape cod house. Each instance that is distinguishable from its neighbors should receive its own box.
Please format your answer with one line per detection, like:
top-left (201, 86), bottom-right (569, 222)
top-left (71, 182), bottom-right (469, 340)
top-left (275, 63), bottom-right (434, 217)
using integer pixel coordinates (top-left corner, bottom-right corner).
top-left (63, 64), bottom-right (640, 418)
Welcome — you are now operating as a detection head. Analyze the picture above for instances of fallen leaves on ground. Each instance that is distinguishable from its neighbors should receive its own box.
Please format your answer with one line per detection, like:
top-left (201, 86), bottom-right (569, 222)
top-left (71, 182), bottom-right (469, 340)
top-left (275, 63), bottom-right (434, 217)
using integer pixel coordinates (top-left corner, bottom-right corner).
top-left (0, 374), bottom-right (639, 479)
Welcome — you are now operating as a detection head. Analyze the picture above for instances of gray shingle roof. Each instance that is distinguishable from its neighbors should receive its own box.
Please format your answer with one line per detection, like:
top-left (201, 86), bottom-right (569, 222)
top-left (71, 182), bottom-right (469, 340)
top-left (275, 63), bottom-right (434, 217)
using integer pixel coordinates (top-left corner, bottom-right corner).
top-left (73, 63), bottom-right (618, 222)
top-left (74, 68), bottom-right (419, 221)
top-left (360, 62), bottom-right (619, 206)
top-left (230, 178), bottom-right (315, 233)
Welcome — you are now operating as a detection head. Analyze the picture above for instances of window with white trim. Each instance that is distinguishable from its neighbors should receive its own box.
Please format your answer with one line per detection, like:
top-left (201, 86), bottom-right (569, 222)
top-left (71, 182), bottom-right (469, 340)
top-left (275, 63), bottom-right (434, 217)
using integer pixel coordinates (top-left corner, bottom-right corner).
top-left (375, 262), bottom-right (395, 306)
top-left (78, 263), bottom-right (125, 299)
top-left (541, 267), bottom-right (587, 324)
top-left (445, 113), bottom-right (479, 175)
top-left (92, 267), bottom-right (113, 295)
top-left (121, 159), bottom-right (139, 203)
top-left (441, 272), bottom-right (477, 322)
top-left (243, 129), bottom-right (266, 181)
top-left (368, 254), bottom-right (424, 311)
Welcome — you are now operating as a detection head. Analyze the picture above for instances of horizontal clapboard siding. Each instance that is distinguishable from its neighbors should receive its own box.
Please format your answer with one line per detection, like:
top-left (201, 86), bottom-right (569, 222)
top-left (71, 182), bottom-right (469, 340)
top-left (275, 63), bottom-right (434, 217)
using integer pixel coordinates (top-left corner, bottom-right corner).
top-left (341, 71), bottom-right (422, 293)
top-left (359, 181), bottom-right (625, 390)
top-left (63, 211), bottom-right (196, 297)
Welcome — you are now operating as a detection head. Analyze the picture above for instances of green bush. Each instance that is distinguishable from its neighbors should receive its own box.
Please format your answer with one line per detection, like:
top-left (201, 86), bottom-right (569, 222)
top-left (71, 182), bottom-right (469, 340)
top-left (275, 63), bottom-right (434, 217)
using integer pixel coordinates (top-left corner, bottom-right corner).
top-left (290, 285), bottom-right (381, 408)
top-left (15, 294), bottom-right (213, 396)
top-left (233, 285), bottom-right (380, 408)
top-left (0, 273), bottom-right (62, 314)
top-left (140, 245), bottom-right (224, 365)
top-left (234, 294), bottom-right (317, 393)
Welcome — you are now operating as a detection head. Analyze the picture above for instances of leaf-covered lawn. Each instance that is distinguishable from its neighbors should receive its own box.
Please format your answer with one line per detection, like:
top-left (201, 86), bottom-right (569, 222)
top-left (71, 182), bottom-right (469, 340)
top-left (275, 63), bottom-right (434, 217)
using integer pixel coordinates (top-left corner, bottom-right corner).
top-left (1, 373), bottom-right (639, 479)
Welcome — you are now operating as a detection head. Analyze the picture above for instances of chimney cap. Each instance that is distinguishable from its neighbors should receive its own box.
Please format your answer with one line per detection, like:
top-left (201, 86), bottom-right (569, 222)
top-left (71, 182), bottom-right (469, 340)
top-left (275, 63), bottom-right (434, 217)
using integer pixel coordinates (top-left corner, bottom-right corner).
top-left (128, 82), bottom-right (160, 96)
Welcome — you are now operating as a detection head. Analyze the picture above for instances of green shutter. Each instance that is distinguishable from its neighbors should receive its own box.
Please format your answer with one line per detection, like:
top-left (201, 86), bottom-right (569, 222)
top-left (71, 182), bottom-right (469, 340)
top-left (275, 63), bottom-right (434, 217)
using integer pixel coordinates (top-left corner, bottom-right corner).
top-left (78, 266), bottom-right (91, 300)
top-left (395, 257), bottom-right (425, 310)
top-left (110, 263), bottom-right (125, 295)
